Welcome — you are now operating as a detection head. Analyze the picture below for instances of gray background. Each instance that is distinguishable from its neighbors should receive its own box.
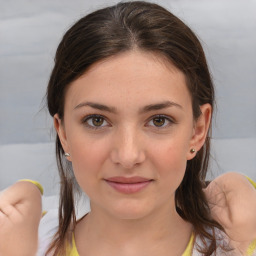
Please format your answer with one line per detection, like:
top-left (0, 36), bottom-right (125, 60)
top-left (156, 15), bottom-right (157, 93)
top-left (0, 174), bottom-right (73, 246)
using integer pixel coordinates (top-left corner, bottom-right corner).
top-left (0, 0), bottom-right (255, 195)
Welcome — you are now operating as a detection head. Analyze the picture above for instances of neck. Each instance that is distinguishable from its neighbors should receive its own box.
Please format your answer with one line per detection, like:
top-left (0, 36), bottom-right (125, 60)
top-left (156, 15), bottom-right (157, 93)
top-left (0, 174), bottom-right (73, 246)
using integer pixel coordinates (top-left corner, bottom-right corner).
top-left (75, 200), bottom-right (193, 256)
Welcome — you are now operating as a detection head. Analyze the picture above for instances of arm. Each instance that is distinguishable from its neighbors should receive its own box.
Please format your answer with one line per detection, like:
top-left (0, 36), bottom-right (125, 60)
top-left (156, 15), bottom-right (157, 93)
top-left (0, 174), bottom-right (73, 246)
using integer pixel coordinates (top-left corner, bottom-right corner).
top-left (0, 180), bottom-right (42, 256)
top-left (204, 172), bottom-right (256, 253)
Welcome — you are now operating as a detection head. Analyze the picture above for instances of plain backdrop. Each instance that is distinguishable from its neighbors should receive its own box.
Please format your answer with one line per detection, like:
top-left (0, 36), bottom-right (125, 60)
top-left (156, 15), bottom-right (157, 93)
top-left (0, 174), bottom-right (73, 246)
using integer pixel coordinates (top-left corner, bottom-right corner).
top-left (0, 0), bottom-right (255, 195)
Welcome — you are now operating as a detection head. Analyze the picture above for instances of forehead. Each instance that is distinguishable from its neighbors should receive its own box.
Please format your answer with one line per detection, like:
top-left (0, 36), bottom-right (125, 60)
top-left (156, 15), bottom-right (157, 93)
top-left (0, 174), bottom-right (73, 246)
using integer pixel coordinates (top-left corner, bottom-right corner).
top-left (65, 50), bottom-right (191, 112)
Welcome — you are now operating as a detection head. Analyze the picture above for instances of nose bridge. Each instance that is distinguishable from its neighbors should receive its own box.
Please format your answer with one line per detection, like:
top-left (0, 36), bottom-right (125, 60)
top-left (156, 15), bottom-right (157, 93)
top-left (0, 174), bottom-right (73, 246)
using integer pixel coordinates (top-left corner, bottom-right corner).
top-left (110, 124), bottom-right (145, 169)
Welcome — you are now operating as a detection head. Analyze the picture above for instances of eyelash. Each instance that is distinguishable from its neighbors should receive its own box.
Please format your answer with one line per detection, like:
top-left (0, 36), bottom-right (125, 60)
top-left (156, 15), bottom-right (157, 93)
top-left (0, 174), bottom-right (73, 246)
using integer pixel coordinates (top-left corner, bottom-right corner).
top-left (82, 114), bottom-right (110, 130)
top-left (81, 114), bottom-right (176, 130)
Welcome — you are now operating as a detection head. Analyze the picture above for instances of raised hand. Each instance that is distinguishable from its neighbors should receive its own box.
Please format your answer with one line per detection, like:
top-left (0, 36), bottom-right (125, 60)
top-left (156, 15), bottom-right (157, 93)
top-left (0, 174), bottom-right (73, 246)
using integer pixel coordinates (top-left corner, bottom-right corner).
top-left (0, 181), bottom-right (42, 256)
top-left (204, 172), bottom-right (256, 254)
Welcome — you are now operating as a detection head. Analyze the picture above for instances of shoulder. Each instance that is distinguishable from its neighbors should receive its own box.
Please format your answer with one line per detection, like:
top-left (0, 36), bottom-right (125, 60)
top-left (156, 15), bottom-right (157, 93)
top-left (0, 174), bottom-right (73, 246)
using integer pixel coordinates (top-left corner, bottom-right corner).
top-left (191, 228), bottom-right (231, 256)
top-left (192, 228), bottom-right (238, 255)
top-left (192, 227), bottom-right (256, 256)
top-left (36, 195), bottom-right (91, 256)
top-left (37, 209), bottom-right (59, 256)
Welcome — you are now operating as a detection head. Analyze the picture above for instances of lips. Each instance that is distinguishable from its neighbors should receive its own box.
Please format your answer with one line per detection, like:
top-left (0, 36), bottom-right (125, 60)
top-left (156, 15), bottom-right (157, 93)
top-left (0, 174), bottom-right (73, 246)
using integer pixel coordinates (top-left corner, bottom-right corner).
top-left (105, 176), bottom-right (152, 183)
top-left (104, 176), bottom-right (153, 194)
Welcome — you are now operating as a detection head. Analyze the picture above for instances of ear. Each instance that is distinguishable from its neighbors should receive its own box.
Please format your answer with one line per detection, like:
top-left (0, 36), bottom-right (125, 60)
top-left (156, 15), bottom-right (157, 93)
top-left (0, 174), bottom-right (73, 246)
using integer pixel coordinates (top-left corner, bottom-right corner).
top-left (54, 114), bottom-right (71, 160)
top-left (187, 103), bottom-right (212, 160)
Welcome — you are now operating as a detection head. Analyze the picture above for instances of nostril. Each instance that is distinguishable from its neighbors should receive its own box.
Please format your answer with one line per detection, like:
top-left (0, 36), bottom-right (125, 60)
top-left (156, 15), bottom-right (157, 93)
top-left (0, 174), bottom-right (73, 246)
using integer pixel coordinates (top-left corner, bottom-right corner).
top-left (110, 148), bottom-right (146, 169)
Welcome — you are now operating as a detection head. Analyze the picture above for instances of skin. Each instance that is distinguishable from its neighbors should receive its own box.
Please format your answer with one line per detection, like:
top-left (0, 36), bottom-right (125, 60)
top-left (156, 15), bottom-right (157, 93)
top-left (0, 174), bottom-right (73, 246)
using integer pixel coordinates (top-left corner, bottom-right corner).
top-left (0, 174), bottom-right (255, 255)
top-left (205, 172), bottom-right (256, 253)
top-left (0, 51), bottom-right (255, 256)
top-left (0, 181), bottom-right (42, 256)
top-left (54, 50), bottom-right (211, 255)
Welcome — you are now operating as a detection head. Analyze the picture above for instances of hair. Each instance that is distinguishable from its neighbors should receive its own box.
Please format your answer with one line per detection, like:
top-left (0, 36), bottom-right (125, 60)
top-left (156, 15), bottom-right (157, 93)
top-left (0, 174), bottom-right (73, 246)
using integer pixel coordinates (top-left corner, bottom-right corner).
top-left (46, 1), bottom-right (225, 255)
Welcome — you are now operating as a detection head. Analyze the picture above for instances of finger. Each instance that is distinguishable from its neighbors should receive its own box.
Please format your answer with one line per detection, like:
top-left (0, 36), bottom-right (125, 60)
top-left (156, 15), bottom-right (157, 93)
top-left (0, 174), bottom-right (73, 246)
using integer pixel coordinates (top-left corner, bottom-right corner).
top-left (0, 208), bottom-right (7, 224)
top-left (0, 206), bottom-right (8, 217)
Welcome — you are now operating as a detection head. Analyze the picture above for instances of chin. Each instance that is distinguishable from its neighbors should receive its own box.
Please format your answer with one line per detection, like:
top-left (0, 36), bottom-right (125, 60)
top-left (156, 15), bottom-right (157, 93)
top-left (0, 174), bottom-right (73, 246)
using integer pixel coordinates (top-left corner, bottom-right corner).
top-left (108, 199), bottom-right (155, 220)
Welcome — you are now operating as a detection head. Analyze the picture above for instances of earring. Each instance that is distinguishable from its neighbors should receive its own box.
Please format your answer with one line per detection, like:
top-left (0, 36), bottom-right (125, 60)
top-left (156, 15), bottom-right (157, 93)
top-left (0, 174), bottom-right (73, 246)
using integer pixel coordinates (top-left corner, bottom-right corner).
top-left (190, 148), bottom-right (196, 154)
top-left (64, 152), bottom-right (70, 157)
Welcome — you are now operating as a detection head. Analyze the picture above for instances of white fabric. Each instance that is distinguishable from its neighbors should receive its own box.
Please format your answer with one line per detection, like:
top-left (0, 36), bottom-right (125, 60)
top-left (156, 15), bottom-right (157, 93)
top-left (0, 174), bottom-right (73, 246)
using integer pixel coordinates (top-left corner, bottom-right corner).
top-left (37, 209), bottom-right (59, 256)
top-left (192, 230), bottom-right (256, 256)
top-left (192, 229), bottom-right (230, 256)
top-left (37, 195), bottom-right (91, 255)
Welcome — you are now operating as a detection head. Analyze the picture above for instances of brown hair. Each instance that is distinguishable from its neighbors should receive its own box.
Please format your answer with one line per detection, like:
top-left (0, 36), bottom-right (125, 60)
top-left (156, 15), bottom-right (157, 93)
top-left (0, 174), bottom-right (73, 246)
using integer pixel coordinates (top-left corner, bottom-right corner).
top-left (46, 1), bottom-right (224, 255)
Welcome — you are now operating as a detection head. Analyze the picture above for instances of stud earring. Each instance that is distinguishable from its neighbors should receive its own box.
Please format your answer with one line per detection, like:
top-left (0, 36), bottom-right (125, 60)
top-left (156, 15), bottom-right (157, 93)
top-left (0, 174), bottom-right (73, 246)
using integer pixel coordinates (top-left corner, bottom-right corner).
top-left (190, 148), bottom-right (196, 154)
top-left (64, 153), bottom-right (70, 157)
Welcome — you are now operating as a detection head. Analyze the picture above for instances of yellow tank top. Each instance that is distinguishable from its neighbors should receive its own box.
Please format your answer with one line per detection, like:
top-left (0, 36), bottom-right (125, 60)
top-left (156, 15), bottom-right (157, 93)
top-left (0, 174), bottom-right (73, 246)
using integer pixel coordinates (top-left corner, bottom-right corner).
top-left (68, 232), bottom-right (194, 256)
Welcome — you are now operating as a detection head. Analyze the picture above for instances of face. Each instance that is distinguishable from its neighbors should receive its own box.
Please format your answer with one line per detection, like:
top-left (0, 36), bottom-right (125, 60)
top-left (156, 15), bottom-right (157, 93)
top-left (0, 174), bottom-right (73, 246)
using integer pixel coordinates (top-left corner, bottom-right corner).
top-left (55, 51), bottom-right (211, 220)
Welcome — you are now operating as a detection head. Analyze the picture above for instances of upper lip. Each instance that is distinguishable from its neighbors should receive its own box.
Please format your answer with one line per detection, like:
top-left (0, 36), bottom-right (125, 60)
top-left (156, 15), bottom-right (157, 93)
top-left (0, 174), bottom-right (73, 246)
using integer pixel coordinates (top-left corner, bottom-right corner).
top-left (104, 176), bottom-right (153, 183)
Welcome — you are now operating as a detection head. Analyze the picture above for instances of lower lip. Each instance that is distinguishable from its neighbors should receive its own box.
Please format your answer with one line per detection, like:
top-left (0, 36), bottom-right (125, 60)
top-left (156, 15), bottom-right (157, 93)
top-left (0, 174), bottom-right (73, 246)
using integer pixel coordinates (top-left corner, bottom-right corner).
top-left (105, 180), bottom-right (152, 194)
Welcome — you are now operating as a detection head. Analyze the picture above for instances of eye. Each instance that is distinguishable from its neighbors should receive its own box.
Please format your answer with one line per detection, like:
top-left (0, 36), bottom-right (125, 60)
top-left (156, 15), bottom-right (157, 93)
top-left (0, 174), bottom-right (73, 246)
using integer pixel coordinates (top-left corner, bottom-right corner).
top-left (147, 115), bottom-right (175, 128)
top-left (82, 114), bottom-right (110, 129)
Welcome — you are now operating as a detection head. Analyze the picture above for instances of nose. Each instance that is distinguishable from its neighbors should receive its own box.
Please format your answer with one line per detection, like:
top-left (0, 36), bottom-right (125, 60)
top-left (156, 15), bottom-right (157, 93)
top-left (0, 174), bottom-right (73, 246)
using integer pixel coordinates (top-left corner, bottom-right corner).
top-left (110, 126), bottom-right (146, 169)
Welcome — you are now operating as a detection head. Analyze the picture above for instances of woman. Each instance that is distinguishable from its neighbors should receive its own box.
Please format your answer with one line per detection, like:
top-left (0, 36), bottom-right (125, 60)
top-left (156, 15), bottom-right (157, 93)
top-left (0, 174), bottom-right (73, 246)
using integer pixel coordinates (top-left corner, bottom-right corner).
top-left (0, 1), bottom-right (255, 255)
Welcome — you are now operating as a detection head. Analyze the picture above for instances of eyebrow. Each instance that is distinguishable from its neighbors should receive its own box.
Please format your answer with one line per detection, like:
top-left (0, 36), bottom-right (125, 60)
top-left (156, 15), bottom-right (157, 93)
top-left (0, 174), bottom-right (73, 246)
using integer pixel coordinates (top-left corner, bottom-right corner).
top-left (74, 100), bottom-right (182, 113)
top-left (139, 101), bottom-right (183, 114)
top-left (74, 102), bottom-right (117, 113)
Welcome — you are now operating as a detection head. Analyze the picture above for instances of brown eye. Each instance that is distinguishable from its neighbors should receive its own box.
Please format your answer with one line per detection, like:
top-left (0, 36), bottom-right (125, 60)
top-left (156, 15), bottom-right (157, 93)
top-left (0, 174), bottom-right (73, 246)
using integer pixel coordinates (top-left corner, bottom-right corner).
top-left (147, 115), bottom-right (175, 128)
top-left (92, 116), bottom-right (104, 126)
top-left (152, 117), bottom-right (166, 127)
top-left (83, 114), bottom-right (109, 129)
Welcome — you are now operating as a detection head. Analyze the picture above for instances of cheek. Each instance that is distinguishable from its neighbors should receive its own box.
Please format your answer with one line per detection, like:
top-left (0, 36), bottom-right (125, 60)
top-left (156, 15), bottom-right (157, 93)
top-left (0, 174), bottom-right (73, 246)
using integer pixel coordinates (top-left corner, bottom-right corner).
top-left (68, 136), bottom-right (110, 184)
top-left (156, 145), bottom-right (187, 173)
top-left (150, 139), bottom-right (189, 189)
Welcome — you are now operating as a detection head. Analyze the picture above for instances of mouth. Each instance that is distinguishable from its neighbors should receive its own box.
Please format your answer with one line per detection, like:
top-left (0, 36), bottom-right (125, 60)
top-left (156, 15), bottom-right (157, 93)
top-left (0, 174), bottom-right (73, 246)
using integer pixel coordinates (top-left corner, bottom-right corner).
top-left (104, 176), bottom-right (153, 194)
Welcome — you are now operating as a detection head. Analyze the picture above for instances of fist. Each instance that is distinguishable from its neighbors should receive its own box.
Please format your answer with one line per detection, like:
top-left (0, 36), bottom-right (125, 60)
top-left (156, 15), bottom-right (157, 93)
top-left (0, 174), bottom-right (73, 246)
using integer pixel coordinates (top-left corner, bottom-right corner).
top-left (0, 181), bottom-right (42, 256)
top-left (204, 172), bottom-right (256, 253)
